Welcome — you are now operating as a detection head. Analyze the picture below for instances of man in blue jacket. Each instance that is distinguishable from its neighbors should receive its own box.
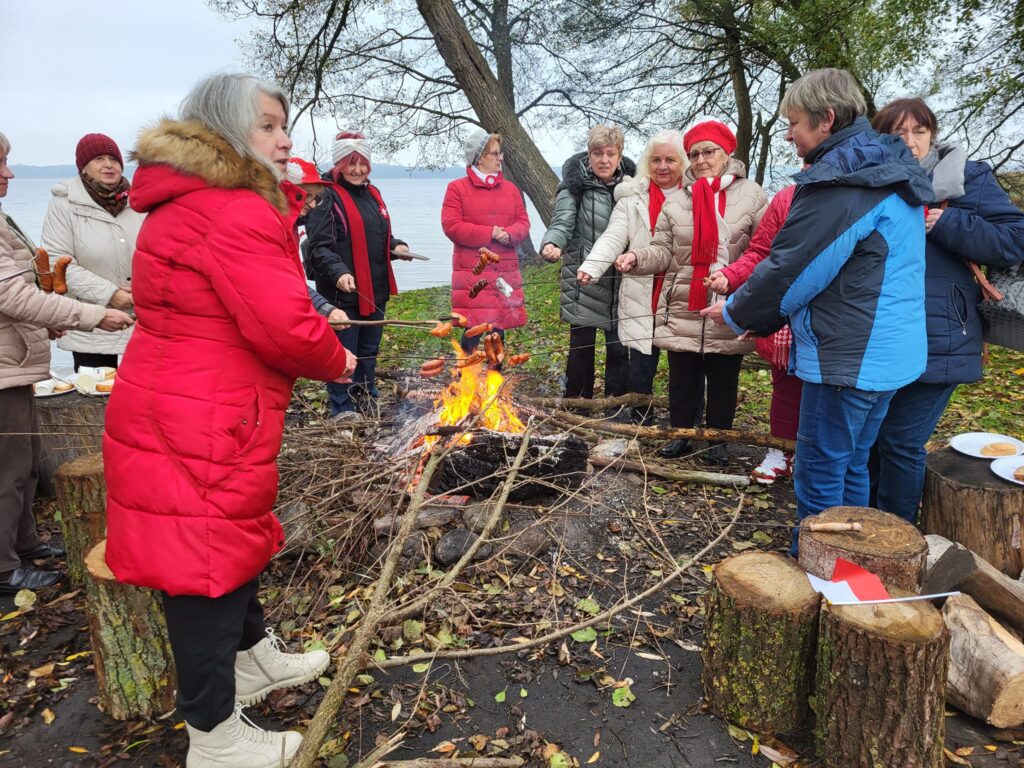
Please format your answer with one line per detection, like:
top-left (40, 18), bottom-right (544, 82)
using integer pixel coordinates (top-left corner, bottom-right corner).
top-left (703, 68), bottom-right (933, 546)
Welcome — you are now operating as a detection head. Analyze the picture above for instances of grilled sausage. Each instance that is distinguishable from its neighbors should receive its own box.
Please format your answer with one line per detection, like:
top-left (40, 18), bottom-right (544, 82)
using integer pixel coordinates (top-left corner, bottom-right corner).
top-left (35, 249), bottom-right (53, 292)
top-left (53, 257), bottom-right (72, 295)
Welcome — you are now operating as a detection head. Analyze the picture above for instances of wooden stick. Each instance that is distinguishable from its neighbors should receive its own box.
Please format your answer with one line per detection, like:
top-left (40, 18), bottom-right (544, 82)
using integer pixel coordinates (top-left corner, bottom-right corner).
top-left (371, 759), bottom-right (525, 767)
top-left (329, 318), bottom-right (438, 328)
top-left (804, 522), bottom-right (863, 533)
top-left (522, 392), bottom-right (670, 410)
top-left (589, 454), bottom-right (750, 488)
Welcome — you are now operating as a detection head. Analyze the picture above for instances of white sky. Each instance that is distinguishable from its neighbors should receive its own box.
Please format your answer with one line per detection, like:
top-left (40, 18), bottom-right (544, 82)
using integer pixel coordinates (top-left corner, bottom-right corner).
top-left (2, 0), bottom-right (574, 167)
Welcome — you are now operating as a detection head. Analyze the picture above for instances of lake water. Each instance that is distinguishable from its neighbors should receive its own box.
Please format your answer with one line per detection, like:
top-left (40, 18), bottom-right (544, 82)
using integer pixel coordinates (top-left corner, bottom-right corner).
top-left (5, 177), bottom-right (548, 374)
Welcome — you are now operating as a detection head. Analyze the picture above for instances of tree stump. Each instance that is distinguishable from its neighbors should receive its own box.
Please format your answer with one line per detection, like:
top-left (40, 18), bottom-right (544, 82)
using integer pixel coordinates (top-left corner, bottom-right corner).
top-left (944, 593), bottom-right (1024, 728)
top-left (55, 453), bottom-right (176, 720)
top-left (815, 598), bottom-right (949, 768)
top-left (922, 446), bottom-right (1024, 577)
top-left (799, 506), bottom-right (926, 592)
top-left (702, 551), bottom-right (821, 734)
top-left (36, 392), bottom-right (106, 498)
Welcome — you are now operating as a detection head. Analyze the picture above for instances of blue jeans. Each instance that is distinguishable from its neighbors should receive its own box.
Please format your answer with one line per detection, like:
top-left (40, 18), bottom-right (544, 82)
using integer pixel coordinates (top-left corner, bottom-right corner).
top-left (868, 381), bottom-right (957, 523)
top-left (792, 383), bottom-right (896, 553)
top-left (326, 308), bottom-right (384, 415)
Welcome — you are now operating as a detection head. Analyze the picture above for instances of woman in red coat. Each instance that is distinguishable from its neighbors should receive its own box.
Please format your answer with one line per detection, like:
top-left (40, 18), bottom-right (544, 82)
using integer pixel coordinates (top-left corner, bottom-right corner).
top-left (102, 74), bottom-right (355, 768)
top-left (442, 128), bottom-right (530, 351)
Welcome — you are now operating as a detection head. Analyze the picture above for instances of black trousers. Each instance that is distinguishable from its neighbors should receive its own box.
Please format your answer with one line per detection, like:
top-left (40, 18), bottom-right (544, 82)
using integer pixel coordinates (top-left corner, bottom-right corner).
top-left (626, 347), bottom-right (661, 423)
top-left (667, 351), bottom-right (743, 429)
top-left (162, 578), bottom-right (266, 731)
top-left (72, 352), bottom-right (119, 371)
top-left (564, 325), bottom-right (629, 399)
top-left (0, 387), bottom-right (42, 575)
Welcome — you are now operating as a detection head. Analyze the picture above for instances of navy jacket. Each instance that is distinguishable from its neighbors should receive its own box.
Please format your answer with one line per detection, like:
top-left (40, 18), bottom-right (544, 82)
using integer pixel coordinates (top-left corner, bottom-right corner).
top-left (723, 117), bottom-right (932, 391)
top-left (918, 160), bottom-right (1024, 383)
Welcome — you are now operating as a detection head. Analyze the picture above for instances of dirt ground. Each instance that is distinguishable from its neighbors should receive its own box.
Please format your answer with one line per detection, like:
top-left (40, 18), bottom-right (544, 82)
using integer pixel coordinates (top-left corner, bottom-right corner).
top-left (1, 390), bottom-right (1019, 767)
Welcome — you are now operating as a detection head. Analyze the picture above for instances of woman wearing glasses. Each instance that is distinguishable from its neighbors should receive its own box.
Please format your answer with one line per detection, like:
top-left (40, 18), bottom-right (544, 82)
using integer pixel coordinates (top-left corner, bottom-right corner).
top-left (616, 121), bottom-right (766, 463)
top-left (442, 128), bottom-right (531, 354)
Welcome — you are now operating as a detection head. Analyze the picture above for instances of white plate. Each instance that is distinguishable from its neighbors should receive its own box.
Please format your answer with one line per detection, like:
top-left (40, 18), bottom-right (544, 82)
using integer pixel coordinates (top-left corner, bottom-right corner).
top-left (33, 378), bottom-right (76, 398)
top-left (991, 456), bottom-right (1024, 487)
top-left (949, 432), bottom-right (1024, 459)
top-left (69, 370), bottom-right (116, 397)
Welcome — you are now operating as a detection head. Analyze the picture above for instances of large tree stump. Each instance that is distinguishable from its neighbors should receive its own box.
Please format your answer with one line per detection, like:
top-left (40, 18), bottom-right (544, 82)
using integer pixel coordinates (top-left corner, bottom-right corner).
top-left (944, 593), bottom-right (1024, 728)
top-left (36, 392), bottom-right (106, 498)
top-left (815, 599), bottom-right (949, 768)
top-left (702, 551), bottom-right (821, 734)
top-left (55, 453), bottom-right (176, 720)
top-left (922, 446), bottom-right (1024, 577)
top-left (799, 506), bottom-right (926, 592)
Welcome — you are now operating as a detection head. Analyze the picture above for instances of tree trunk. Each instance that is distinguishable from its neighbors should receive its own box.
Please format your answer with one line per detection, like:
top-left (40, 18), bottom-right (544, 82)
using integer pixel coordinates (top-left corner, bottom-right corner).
top-left (702, 551), bottom-right (820, 734)
top-left (799, 506), bottom-right (927, 592)
top-left (416, 0), bottom-right (559, 225)
top-left (814, 599), bottom-right (949, 768)
top-left (55, 453), bottom-right (176, 720)
top-left (724, 26), bottom-right (753, 170)
top-left (36, 393), bottom-right (105, 498)
top-left (944, 593), bottom-right (1024, 728)
top-left (922, 446), bottom-right (1024, 576)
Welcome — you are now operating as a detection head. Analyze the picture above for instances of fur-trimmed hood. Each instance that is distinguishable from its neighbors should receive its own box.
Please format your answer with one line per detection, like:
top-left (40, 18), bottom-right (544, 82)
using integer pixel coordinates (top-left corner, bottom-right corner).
top-left (558, 150), bottom-right (637, 198)
top-left (129, 119), bottom-right (289, 214)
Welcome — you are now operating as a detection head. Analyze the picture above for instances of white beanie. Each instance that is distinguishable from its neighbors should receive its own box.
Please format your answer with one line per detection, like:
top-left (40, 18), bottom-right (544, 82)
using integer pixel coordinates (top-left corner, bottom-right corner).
top-left (332, 131), bottom-right (371, 166)
top-left (464, 127), bottom-right (491, 166)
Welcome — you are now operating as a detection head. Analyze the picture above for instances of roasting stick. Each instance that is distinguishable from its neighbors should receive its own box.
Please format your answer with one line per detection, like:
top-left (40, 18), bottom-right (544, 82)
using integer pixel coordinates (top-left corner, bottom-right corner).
top-left (802, 522), bottom-right (863, 533)
top-left (327, 315), bottom-right (464, 329)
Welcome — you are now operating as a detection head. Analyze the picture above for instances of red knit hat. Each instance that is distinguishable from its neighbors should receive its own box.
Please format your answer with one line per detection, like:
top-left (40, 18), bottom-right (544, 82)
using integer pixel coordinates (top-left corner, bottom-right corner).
top-left (286, 157), bottom-right (326, 186)
top-left (75, 133), bottom-right (123, 172)
top-left (683, 121), bottom-right (737, 155)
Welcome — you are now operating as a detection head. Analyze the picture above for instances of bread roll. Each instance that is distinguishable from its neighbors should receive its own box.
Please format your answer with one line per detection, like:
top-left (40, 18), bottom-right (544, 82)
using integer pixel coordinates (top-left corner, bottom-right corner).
top-left (95, 380), bottom-right (115, 393)
top-left (981, 442), bottom-right (1019, 457)
top-left (1014, 466), bottom-right (1024, 482)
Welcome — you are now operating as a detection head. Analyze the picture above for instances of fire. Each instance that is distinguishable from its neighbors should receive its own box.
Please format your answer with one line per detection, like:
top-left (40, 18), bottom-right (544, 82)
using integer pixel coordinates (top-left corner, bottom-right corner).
top-left (429, 340), bottom-right (525, 443)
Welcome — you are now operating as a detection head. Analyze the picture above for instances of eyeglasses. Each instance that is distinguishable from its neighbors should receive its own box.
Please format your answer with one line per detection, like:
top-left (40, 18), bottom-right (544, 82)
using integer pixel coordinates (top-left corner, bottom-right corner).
top-left (687, 148), bottom-right (721, 162)
top-left (482, 150), bottom-right (504, 159)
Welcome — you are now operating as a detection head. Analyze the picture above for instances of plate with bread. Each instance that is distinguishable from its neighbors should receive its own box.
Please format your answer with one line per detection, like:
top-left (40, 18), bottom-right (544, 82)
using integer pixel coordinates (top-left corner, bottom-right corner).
top-left (991, 457), bottom-right (1024, 487)
top-left (33, 378), bottom-right (76, 398)
top-left (70, 366), bottom-right (117, 396)
top-left (949, 432), bottom-right (1024, 459)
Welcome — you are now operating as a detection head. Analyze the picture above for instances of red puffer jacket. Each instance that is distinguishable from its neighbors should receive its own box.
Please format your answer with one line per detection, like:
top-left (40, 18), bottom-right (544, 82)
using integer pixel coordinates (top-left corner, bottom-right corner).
top-left (103, 120), bottom-right (348, 597)
top-left (441, 169), bottom-right (530, 328)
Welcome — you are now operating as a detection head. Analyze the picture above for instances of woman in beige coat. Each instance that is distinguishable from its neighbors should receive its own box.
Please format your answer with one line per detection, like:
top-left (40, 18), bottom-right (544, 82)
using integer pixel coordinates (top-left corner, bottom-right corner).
top-left (577, 129), bottom-right (687, 424)
top-left (41, 133), bottom-right (143, 371)
top-left (0, 131), bottom-right (133, 593)
top-left (617, 121), bottom-right (766, 462)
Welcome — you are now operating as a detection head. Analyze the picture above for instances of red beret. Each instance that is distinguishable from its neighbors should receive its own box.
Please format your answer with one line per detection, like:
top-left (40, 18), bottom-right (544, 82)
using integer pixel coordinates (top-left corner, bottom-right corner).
top-left (683, 121), bottom-right (737, 156)
top-left (75, 133), bottom-right (123, 172)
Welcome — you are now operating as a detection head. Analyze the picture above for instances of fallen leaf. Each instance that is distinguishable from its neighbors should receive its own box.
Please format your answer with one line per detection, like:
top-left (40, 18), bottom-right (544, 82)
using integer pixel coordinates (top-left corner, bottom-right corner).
top-left (549, 752), bottom-right (571, 768)
top-left (727, 723), bottom-right (751, 742)
top-left (542, 743), bottom-right (560, 760)
top-left (519, 687), bottom-right (528, 698)
top-left (68, 747), bottom-right (89, 754)
top-left (41, 708), bottom-right (55, 725)
top-left (611, 686), bottom-right (636, 707)
top-left (650, 485), bottom-right (668, 495)
top-left (635, 652), bottom-right (665, 661)
top-left (433, 741), bottom-right (457, 754)
top-left (390, 701), bottom-right (401, 721)
top-left (495, 688), bottom-right (507, 703)
top-left (14, 590), bottom-right (36, 609)
top-left (558, 641), bottom-right (571, 665)
top-left (943, 747), bottom-right (972, 766)
top-left (576, 597), bottom-right (600, 615)
top-left (29, 663), bottom-right (55, 678)
top-left (571, 627), bottom-right (598, 643)
top-left (412, 662), bottom-right (430, 673)
top-left (587, 751), bottom-right (600, 763)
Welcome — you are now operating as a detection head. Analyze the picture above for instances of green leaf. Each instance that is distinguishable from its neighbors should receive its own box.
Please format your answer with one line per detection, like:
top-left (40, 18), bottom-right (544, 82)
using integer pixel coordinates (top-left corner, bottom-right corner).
top-left (576, 597), bottom-right (600, 615)
top-left (519, 686), bottom-right (528, 698)
top-left (402, 619), bottom-right (423, 642)
top-left (549, 753), bottom-right (571, 768)
top-left (412, 662), bottom-right (430, 673)
top-left (650, 485), bottom-right (668, 495)
top-left (612, 686), bottom-right (636, 707)
top-left (355, 674), bottom-right (375, 686)
top-left (731, 539), bottom-right (756, 551)
top-left (372, 649), bottom-right (387, 662)
top-left (571, 627), bottom-right (598, 643)
top-left (14, 590), bottom-right (36, 609)
top-left (495, 688), bottom-right (507, 703)
top-left (751, 530), bottom-right (773, 545)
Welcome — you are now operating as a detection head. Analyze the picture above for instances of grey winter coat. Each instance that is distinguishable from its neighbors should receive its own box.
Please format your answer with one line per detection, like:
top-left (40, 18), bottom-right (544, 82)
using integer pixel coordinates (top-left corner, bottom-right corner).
top-left (541, 151), bottom-right (637, 331)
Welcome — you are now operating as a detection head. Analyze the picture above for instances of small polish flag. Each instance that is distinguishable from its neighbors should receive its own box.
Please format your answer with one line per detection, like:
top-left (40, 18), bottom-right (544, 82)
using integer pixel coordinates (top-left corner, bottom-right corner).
top-left (806, 558), bottom-right (890, 604)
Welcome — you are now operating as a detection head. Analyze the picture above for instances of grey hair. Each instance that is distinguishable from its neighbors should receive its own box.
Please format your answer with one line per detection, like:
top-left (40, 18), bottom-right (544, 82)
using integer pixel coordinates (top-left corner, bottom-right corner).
top-left (637, 129), bottom-right (687, 179)
top-left (179, 73), bottom-right (290, 176)
top-left (780, 68), bottom-right (867, 132)
top-left (0, 131), bottom-right (9, 157)
top-left (587, 125), bottom-right (625, 153)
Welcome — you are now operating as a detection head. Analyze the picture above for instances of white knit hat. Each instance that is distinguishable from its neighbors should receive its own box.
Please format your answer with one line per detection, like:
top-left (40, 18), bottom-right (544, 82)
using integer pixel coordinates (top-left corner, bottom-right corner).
top-left (464, 127), bottom-right (491, 166)
top-left (331, 131), bottom-right (371, 166)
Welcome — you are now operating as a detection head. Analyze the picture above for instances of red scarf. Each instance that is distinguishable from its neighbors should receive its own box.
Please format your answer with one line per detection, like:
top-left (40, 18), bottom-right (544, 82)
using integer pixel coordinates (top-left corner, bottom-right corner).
top-left (331, 183), bottom-right (398, 316)
top-left (647, 183), bottom-right (669, 314)
top-left (689, 176), bottom-right (727, 310)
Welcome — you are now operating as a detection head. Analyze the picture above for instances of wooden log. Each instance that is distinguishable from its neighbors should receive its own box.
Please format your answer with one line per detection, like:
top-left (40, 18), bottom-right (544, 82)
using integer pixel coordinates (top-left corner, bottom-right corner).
top-left (815, 598), bottom-right (949, 768)
top-left (702, 551), bottom-right (821, 734)
top-left (799, 506), bottom-right (926, 592)
top-left (943, 593), bottom-right (1024, 728)
top-left (922, 446), bottom-right (1024, 577)
top-left (36, 392), bottom-right (105, 498)
top-left (55, 453), bottom-right (176, 720)
top-left (588, 455), bottom-right (750, 488)
top-left (926, 534), bottom-right (1024, 635)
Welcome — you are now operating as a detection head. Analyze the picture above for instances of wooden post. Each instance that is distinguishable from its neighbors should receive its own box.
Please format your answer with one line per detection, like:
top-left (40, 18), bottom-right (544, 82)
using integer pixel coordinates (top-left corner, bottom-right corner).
top-left (55, 453), bottom-right (176, 720)
top-left (922, 446), bottom-right (1024, 577)
top-left (944, 594), bottom-right (1024, 728)
top-left (799, 506), bottom-right (927, 592)
top-left (702, 551), bottom-right (821, 734)
top-left (36, 393), bottom-right (106, 498)
top-left (815, 599), bottom-right (949, 768)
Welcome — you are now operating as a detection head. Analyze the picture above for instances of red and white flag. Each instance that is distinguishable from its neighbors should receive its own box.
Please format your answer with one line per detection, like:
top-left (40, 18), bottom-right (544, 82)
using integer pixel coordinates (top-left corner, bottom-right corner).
top-left (806, 558), bottom-right (890, 604)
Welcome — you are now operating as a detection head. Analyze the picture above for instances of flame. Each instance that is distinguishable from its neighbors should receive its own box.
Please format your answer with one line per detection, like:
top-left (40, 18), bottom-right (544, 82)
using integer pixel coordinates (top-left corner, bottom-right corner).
top-left (428, 340), bottom-right (525, 444)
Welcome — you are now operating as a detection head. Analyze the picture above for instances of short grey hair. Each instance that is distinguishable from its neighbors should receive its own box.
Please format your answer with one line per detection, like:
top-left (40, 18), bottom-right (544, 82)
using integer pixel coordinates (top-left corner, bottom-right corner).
top-left (780, 68), bottom-right (867, 132)
top-left (179, 73), bottom-right (290, 175)
top-left (0, 131), bottom-right (9, 157)
top-left (587, 125), bottom-right (625, 153)
top-left (638, 129), bottom-right (687, 179)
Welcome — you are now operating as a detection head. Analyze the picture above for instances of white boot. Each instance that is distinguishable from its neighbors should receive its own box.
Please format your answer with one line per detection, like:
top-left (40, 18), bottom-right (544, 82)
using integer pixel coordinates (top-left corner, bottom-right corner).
top-left (186, 704), bottom-right (302, 767)
top-left (235, 628), bottom-right (330, 706)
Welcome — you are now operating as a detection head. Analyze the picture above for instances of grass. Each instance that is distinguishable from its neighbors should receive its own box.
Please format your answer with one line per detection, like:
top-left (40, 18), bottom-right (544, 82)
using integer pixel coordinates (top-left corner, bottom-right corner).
top-left (381, 261), bottom-right (1024, 437)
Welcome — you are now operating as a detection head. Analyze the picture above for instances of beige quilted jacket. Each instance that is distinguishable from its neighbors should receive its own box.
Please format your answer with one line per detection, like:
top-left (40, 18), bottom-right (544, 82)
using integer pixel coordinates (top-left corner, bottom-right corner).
top-left (632, 159), bottom-right (767, 354)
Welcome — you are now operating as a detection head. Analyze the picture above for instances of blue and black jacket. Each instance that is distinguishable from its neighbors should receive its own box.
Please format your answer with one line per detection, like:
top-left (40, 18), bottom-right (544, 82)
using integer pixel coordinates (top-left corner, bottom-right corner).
top-left (722, 117), bottom-right (933, 391)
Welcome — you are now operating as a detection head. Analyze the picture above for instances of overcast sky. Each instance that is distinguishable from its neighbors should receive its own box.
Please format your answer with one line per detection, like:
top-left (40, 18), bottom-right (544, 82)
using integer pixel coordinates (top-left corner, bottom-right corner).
top-left (3, 0), bottom-right (576, 168)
